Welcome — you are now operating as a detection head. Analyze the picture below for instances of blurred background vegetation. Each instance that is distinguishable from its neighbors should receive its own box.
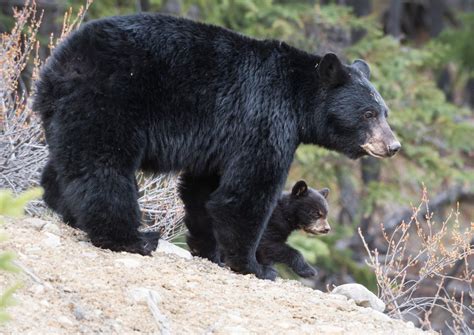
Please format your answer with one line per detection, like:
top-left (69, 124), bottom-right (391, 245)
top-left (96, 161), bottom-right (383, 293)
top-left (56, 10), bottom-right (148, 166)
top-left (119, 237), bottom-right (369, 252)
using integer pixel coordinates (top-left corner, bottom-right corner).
top-left (0, 0), bottom-right (472, 333)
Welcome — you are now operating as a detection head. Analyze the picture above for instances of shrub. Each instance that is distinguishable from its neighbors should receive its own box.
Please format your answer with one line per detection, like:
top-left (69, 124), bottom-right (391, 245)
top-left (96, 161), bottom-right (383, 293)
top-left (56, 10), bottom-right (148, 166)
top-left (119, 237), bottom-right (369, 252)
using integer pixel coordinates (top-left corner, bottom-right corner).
top-left (359, 188), bottom-right (473, 333)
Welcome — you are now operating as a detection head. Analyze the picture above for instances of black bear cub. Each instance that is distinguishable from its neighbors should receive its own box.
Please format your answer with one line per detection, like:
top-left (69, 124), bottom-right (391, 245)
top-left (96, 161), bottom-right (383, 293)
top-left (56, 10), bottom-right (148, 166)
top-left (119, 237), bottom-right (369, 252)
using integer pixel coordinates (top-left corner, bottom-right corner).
top-left (257, 180), bottom-right (330, 278)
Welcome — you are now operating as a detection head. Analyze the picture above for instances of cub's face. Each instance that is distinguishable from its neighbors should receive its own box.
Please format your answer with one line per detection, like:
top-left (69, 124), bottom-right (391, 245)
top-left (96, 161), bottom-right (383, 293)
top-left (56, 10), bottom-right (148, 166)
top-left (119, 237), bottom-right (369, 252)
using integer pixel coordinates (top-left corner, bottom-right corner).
top-left (290, 181), bottom-right (331, 236)
top-left (316, 53), bottom-right (401, 159)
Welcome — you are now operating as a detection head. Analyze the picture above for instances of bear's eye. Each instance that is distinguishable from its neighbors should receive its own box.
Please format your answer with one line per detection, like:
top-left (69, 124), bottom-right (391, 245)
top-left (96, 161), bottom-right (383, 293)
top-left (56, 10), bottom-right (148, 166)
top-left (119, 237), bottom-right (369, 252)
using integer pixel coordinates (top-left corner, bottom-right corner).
top-left (364, 111), bottom-right (376, 119)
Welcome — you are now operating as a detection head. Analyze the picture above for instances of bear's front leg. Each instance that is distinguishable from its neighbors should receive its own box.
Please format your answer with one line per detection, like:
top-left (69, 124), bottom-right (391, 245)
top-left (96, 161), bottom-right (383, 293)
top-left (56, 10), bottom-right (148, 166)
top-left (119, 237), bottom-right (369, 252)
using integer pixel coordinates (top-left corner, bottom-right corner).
top-left (270, 244), bottom-right (317, 278)
top-left (206, 164), bottom-right (288, 280)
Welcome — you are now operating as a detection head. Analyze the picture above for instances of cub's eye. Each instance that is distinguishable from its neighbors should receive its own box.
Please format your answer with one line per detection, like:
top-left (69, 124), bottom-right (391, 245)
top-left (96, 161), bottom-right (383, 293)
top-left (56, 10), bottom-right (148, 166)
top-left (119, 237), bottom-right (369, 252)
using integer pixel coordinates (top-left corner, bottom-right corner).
top-left (364, 111), bottom-right (376, 119)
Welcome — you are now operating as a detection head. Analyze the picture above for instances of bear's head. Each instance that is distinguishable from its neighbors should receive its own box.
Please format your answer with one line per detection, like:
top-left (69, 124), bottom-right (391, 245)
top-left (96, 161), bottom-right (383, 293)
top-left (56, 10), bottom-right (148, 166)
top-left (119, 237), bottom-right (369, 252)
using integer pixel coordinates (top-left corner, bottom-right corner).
top-left (305, 53), bottom-right (401, 159)
top-left (288, 180), bottom-right (331, 235)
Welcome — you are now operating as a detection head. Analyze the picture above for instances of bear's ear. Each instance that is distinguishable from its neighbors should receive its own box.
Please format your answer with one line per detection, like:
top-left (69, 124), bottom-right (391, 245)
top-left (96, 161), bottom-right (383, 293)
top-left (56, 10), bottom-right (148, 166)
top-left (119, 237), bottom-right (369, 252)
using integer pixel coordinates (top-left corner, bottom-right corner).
top-left (318, 53), bottom-right (347, 87)
top-left (319, 188), bottom-right (329, 199)
top-left (292, 180), bottom-right (308, 197)
top-left (352, 59), bottom-right (370, 79)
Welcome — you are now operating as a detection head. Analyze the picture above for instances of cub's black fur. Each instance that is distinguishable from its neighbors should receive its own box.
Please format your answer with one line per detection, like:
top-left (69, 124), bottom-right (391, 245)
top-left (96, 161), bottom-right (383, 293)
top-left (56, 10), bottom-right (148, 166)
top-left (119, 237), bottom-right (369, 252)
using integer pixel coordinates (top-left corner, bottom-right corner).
top-left (34, 13), bottom-right (400, 279)
top-left (257, 180), bottom-right (330, 278)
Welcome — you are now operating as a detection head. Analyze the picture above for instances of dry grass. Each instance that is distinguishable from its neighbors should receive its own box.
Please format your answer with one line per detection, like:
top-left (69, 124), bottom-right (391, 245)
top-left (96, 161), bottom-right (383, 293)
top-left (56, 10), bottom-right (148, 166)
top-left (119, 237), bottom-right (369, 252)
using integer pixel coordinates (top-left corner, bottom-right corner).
top-left (359, 188), bottom-right (473, 334)
top-left (0, 0), bottom-right (184, 240)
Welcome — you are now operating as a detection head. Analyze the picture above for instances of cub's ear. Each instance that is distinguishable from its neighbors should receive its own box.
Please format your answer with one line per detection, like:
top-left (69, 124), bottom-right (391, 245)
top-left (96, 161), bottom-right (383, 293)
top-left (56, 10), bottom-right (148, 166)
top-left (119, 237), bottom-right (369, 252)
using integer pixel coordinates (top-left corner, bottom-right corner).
top-left (352, 59), bottom-right (370, 79)
top-left (292, 180), bottom-right (308, 197)
top-left (318, 53), bottom-right (347, 87)
top-left (319, 188), bottom-right (329, 199)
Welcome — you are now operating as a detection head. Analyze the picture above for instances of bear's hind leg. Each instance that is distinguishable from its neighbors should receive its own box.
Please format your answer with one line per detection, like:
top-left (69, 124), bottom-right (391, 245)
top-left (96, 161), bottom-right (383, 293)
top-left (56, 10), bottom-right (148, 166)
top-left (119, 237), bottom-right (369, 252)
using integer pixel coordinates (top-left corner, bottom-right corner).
top-left (41, 160), bottom-right (77, 226)
top-left (178, 172), bottom-right (221, 264)
top-left (63, 169), bottom-right (158, 255)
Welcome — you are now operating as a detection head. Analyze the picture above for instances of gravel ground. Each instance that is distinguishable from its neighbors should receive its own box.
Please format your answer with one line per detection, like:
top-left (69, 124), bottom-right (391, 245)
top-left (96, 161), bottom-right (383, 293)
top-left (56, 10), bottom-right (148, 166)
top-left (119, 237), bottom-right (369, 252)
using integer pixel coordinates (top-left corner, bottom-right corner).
top-left (0, 216), bottom-right (428, 334)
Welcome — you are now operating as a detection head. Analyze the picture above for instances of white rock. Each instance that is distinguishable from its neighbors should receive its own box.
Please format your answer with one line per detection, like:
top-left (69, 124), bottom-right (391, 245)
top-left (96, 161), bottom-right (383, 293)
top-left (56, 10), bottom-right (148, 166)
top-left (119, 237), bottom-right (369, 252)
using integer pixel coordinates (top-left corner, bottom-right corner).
top-left (128, 287), bottom-right (161, 304)
top-left (115, 258), bottom-right (141, 268)
top-left (156, 240), bottom-right (192, 259)
top-left (41, 232), bottom-right (61, 248)
top-left (24, 218), bottom-right (50, 230)
top-left (29, 284), bottom-right (45, 295)
top-left (331, 283), bottom-right (386, 312)
top-left (42, 222), bottom-right (61, 235)
top-left (72, 304), bottom-right (87, 320)
top-left (371, 310), bottom-right (392, 322)
top-left (58, 315), bottom-right (74, 326)
top-left (315, 325), bottom-right (345, 335)
top-left (406, 321), bottom-right (415, 328)
top-left (81, 251), bottom-right (98, 258)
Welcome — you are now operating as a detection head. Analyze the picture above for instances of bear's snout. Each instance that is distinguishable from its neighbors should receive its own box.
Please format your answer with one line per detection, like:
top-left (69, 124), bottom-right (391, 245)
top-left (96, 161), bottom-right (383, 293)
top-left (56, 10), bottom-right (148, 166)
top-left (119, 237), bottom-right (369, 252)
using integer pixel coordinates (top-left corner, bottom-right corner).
top-left (362, 118), bottom-right (401, 158)
top-left (304, 219), bottom-right (331, 235)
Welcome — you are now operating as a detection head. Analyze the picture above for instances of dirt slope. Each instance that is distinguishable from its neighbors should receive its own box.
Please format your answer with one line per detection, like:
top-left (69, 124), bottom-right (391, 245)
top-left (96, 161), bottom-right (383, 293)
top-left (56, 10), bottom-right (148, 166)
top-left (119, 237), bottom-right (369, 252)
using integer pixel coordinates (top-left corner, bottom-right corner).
top-left (0, 216), bottom-right (425, 334)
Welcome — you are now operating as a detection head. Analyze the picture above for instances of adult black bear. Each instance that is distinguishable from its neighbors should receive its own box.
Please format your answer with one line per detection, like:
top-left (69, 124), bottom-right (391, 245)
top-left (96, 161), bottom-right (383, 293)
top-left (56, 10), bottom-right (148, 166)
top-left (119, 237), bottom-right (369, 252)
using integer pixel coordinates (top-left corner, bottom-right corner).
top-left (257, 180), bottom-right (331, 278)
top-left (34, 13), bottom-right (400, 280)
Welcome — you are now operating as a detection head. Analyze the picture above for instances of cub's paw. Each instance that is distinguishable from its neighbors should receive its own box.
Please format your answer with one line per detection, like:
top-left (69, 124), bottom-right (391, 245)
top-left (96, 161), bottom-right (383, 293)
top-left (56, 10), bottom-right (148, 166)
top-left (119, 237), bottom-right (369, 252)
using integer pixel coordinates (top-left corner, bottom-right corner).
top-left (294, 264), bottom-right (318, 278)
top-left (257, 265), bottom-right (278, 281)
top-left (227, 258), bottom-right (277, 281)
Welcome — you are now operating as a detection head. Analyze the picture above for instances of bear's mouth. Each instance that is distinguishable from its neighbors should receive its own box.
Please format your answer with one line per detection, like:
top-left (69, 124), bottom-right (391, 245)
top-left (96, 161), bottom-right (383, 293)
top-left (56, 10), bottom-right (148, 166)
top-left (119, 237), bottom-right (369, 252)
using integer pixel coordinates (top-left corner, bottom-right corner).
top-left (303, 219), bottom-right (331, 235)
top-left (360, 143), bottom-right (387, 158)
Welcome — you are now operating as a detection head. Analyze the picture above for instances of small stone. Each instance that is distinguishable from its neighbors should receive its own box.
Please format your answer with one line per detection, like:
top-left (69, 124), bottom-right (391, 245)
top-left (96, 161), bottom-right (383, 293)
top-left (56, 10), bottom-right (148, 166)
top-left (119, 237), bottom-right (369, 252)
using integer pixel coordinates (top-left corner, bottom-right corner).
top-left (115, 258), bottom-right (141, 268)
top-left (81, 251), bottom-right (98, 258)
top-left (156, 240), bottom-right (192, 259)
top-left (58, 315), bottom-right (74, 326)
top-left (25, 218), bottom-right (49, 230)
top-left (42, 222), bottom-right (61, 235)
top-left (406, 321), bottom-right (415, 328)
top-left (274, 321), bottom-right (292, 329)
top-left (128, 287), bottom-right (161, 304)
top-left (332, 283), bottom-right (386, 312)
top-left (25, 246), bottom-right (42, 254)
top-left (221, 325), bottom-right (248, 333)
top-left (315, 325), bottom-right (345, 335)
top-left (371, 310), bottom-right (391, 322)
top-left (72, 304), bottom-right (87, 321)
top-left (41, 232), bottom-right (61, 248)
top-left (327, 293), bottom-right (348, 301)
top-left (29, 284), bottom-right (45, 295)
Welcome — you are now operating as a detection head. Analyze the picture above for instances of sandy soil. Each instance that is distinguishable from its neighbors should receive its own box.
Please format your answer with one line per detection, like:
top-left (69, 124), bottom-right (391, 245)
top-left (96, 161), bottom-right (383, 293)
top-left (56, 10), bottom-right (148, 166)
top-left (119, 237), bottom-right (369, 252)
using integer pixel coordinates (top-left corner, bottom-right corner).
top-left (0, 216), bottom-right (426, 334)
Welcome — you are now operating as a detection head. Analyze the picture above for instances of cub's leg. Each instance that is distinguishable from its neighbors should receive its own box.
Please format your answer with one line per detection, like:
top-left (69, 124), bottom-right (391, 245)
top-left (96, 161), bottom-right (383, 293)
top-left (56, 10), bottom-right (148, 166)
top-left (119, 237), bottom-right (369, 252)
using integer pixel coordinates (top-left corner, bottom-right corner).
top-left (267, 243), bottom-right (317, 278)
top-left (179, 172), bottom-right (221, 264)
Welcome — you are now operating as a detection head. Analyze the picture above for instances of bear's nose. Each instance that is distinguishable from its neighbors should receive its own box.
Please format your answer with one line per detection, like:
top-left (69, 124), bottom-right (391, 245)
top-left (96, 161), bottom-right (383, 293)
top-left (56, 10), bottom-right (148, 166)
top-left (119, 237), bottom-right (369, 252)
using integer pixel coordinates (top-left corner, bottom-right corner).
top-left (319, 227), bottom-right (331, 234)
top-left (387, 141), bottom-right (401, 156)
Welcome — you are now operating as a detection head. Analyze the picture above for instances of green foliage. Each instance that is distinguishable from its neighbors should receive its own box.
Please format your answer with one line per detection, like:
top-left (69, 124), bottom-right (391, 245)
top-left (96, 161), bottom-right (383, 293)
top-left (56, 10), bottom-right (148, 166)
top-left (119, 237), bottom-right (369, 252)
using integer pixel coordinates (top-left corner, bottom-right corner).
top-left (0, 188), bottom-right (43, 323)
top-left (68, 0), bottom-right (164, 17)
top-left (185, 0), bottom-right (308, 40)
top-left (438, 13), bottom-right (474, 74)
top-left (0, 188), bottom-right (43, 217)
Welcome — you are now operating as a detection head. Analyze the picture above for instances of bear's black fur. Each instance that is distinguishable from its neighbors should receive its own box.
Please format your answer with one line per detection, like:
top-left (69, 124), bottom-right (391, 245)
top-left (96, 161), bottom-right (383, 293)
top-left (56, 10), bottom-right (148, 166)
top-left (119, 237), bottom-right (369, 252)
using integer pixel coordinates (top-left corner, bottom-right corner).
top-left (34, 13), bottom-right (400, 279)
top-left (257, 180), bottom-right (330, 278)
